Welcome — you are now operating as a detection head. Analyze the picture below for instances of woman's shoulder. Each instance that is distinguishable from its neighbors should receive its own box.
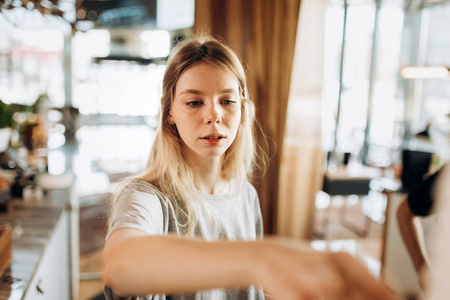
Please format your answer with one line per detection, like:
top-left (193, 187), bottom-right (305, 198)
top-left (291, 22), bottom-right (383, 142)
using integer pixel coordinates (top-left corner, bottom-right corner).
top-left (235, 181), bottom-right (262, 218)
top-left (122, 179), bottom-right (161, 195)
top-left (116, 179), bottom-right (169, 204)
top-left (116, 179), bottom-right (174, 211)
top-left (242, 180), bottom-right (257, 193)
top-left (239, 180), bottom-right (259, 200)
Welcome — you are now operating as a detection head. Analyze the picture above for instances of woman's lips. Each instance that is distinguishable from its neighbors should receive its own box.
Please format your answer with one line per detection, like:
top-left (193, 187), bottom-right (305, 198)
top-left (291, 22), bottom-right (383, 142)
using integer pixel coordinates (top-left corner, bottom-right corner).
top-left (200, 135), bottom-right (225, 146)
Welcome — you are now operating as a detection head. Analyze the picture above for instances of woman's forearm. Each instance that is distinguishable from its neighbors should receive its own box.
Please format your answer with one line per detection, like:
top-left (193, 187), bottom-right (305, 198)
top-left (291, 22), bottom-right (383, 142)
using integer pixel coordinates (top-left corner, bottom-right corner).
top-left (396, 198), bottom-right (428, 273)
top-left (103, 230), bottom-right (397, 299)
top-left (103, 234), bottom-right (260, 296)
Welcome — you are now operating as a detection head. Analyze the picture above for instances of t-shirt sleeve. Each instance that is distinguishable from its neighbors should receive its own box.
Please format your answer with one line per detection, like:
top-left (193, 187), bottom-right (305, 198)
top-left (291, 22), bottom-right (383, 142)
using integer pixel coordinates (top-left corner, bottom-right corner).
top-left (407, 170), bottom-right (440, 217)
top-left (106, 182), bottom-right (165, 240)
top-left (255, 200), bottom-right (263, 238)
top-left (247, 182), bottom-right (264, 238)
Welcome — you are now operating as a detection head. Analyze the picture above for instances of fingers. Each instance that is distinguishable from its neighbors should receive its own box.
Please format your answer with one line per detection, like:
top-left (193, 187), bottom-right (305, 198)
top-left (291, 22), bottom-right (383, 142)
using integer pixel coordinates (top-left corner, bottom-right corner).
top-left (261, 252), bottom-right (350, 299)
top-left (260, 238), bottom-right (400, 300)
top-left (330, 252), bottom-right (398, 300)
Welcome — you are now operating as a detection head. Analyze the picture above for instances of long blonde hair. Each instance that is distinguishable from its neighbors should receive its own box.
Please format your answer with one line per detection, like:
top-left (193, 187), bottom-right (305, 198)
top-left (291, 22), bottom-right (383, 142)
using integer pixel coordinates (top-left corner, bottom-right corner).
top-left (112, 34), bottom-right (260, 235)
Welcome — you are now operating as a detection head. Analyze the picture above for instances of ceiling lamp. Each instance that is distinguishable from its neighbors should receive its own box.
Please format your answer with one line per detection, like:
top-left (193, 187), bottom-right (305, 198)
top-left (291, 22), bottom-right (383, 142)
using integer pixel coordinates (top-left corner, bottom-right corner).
top-left (401, 66), bottom-right (450, 79)
top-left (0, 0), bottom-right (66, 17)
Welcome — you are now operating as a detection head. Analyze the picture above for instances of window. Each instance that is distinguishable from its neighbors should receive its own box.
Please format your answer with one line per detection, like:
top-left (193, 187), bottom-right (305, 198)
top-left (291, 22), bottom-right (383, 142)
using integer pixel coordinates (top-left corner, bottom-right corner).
top-left (323, 0), bottom-right (404, 166)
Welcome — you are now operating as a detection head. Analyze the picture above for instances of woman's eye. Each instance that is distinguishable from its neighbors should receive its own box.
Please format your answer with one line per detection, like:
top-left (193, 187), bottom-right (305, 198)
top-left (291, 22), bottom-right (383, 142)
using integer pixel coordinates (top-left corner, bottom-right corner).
top-left (221, 100), bottom-right (237, 105)
top-left (187, 101), bottom-right (202, 107)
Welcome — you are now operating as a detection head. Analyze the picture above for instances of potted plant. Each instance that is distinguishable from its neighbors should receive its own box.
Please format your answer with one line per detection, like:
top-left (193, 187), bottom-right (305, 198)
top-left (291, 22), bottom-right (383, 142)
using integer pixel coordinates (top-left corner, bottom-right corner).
top-left (13, 93), bottom-right (50, 150)
top-left (0, 100), bottom-right (14, 152)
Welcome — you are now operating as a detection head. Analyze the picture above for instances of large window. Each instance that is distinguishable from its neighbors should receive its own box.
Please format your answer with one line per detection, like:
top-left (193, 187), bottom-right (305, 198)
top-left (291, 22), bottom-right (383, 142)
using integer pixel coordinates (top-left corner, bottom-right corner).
top-left (415, 4), bottom-right (450, 131)
top-left (399, 1), bottom-right (450, 165)
top-left (323, 0), bottom-right (405, 166)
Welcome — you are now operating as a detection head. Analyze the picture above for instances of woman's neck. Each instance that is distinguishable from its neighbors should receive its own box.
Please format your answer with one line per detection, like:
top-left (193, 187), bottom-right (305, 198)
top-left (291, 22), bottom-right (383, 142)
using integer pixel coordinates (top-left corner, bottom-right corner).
top-left (190, 156), bottom-right (228, 195)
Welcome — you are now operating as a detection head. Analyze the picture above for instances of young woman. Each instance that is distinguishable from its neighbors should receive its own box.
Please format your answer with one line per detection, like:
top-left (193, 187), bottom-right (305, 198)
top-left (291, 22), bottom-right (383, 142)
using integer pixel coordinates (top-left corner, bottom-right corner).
top-left (103, 35), bottom-right (396, 300)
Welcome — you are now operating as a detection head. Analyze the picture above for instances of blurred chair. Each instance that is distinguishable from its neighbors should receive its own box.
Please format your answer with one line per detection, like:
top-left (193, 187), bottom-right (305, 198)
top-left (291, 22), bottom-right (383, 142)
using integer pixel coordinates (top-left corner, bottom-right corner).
top-left (320, 170), bottom-right (372, 238)
top-left (401, 149), bottom-right (432, 192)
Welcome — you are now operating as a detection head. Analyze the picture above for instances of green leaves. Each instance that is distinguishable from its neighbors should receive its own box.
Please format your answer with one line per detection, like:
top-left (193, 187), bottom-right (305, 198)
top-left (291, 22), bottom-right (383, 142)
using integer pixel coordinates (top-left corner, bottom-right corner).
top-left (0, 100), bottom-right (14, 129)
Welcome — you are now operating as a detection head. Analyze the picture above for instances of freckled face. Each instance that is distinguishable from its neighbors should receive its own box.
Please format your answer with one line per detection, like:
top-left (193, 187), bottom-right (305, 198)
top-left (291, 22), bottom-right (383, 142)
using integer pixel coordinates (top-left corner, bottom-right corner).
top-left (168, 63), bottom-right (242, 164)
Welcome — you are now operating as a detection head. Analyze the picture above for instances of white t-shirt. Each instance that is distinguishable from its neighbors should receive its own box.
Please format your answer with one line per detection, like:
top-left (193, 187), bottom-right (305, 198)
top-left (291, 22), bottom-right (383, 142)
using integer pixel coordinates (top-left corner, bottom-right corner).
top-left (105, 180), bottom-right (265, 300)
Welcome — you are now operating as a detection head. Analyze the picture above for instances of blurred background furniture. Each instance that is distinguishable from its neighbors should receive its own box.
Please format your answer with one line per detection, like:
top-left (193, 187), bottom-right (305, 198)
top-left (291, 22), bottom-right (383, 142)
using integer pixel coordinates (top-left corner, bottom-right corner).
top-left (316, 157), bottom-right (382, 238)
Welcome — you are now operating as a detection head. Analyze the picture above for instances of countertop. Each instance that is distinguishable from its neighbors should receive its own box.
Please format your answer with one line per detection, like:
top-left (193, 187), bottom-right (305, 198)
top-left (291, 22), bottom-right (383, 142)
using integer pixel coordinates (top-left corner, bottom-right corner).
top-left (0, 187), bottom-right (71, 299)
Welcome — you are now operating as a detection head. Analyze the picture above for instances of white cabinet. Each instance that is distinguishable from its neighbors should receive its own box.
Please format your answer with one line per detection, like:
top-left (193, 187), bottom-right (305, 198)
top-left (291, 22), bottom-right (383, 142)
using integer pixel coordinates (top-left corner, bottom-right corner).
top-left (23, 211), bottom-right (70, 300)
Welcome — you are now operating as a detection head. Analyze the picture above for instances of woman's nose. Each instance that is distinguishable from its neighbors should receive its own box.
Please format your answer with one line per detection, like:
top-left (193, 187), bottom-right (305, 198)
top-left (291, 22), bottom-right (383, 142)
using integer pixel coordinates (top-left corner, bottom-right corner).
top-left (205, 104), bottom-right (222, 124)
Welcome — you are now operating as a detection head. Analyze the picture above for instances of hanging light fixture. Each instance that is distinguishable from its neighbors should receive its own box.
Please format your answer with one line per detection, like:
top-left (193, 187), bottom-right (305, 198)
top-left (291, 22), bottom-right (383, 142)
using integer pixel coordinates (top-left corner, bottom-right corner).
top-left (401, 66), bottom-right (450, 79)
top-left (0, 0), bottom-right (66, 17)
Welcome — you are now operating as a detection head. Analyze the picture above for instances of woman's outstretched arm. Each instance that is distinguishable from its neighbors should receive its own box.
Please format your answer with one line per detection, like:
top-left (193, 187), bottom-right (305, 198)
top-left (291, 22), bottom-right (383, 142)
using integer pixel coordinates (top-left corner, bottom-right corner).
top-left (103, 229), bottom-right (258, 295)
top-left (103, 228), bottom-right (398, 300)
top-left (396, 197), bottom-right (430, 288)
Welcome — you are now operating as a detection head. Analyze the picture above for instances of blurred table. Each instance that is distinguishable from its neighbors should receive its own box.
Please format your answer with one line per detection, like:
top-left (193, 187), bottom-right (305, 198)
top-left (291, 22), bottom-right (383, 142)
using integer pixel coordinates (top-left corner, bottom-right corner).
top-left (318, 165), bottom-right (383, 238)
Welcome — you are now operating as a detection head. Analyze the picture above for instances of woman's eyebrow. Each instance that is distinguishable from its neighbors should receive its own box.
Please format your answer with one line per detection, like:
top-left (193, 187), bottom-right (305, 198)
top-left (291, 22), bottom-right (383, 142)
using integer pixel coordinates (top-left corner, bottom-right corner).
top-left (219, 88), bottom-right (238, 94)
top-left (179, 89), bottom-right (203, 95)
top-left (178, 88), bottom-right (238, 95)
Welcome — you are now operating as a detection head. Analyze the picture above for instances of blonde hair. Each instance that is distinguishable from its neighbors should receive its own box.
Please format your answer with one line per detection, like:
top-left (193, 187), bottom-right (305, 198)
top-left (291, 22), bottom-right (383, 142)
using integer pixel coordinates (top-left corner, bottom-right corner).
top-left (111, 34), bottom-right (260, 235)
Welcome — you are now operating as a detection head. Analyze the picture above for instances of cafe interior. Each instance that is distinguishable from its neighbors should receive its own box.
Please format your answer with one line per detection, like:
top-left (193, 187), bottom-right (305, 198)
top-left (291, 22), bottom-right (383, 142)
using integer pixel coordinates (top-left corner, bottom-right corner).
top-left (0, 0), bottom-right (449, 299)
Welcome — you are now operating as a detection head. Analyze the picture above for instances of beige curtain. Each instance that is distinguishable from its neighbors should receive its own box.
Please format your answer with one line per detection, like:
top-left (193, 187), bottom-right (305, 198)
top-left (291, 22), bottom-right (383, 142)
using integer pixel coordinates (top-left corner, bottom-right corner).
top-left (277, 0), bottom-right (326, 239)
top-left (194, 0), bottom-right (301, 234)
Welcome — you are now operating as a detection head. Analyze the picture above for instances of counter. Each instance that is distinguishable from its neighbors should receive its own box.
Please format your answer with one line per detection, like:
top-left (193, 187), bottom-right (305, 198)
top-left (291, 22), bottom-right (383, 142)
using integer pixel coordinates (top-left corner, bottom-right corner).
top-left (0, 182), bottom-right (78, 300)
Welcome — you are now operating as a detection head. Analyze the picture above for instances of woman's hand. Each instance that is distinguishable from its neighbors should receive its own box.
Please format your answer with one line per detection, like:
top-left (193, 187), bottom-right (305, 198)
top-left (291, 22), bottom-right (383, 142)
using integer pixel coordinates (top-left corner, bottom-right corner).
top-left (254, 237), bottom-right (398, 300)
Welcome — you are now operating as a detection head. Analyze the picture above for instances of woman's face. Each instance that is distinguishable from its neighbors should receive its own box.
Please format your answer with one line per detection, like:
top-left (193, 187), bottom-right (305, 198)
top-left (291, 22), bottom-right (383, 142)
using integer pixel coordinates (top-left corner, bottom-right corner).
top-left (168, 62), bottom-right (242, 164)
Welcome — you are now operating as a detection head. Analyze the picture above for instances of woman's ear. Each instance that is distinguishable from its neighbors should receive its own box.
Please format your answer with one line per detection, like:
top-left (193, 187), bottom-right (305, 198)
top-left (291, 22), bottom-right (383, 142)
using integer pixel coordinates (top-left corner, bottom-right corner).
top-left (162, 96), bottom-right (175, 125)
top-left (167, 114), bottom-right (175, 125)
